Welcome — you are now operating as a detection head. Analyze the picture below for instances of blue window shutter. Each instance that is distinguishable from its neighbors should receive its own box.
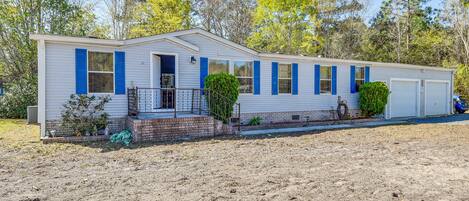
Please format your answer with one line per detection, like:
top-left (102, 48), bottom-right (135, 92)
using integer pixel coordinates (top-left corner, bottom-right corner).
top-left (200, 57), bottom-right (208, 89)
top-left (271, 62), bottom-right (278, 95)
top-left (114, 51), bottom-right (126, 94)
top-left (314, 64), bottom-right (320, 95)
top-left (332, 66), bottom-right (337, 95)
top-left (350, 65), bottom-right (356, 93)
top-left (292, 63), bottom-right (298, 95)
top-left (254, 60), bottom-right (260, 95)
top-left (365, 66), bottom-right (370, 83)
top-left (75, 48), bottom-right (87, 94)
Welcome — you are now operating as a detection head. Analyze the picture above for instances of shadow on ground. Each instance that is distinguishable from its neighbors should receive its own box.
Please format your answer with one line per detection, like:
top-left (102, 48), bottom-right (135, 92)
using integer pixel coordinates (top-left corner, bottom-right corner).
top-left (408, 113), bottom-right (469, 124)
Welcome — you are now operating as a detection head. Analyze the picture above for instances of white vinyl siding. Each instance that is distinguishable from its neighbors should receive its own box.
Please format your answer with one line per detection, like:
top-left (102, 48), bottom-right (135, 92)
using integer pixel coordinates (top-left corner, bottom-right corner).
top-left (42, 32), bottom-right (453, 122)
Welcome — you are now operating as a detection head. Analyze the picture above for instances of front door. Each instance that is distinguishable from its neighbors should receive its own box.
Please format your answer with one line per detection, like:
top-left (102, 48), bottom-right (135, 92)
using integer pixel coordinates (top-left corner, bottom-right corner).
top-left (161, 73), bottom-right (175, 109)
top-left (158, 54), bottom-right (176, 109)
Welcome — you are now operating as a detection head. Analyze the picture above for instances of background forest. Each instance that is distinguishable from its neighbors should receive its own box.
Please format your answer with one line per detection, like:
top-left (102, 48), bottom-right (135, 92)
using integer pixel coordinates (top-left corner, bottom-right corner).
top-left (0, 0), bottom-right (468, 118)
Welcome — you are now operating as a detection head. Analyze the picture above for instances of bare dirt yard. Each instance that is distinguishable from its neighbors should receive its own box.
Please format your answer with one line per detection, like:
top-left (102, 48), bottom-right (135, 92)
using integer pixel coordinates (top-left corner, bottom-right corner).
top-left (1, 119), bottom-right (469, 201)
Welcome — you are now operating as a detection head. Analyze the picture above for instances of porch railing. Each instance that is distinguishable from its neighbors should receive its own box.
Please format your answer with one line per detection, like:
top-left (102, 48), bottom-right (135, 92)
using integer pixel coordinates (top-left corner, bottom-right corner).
top-left (127, 87), bottom-right (240, 127)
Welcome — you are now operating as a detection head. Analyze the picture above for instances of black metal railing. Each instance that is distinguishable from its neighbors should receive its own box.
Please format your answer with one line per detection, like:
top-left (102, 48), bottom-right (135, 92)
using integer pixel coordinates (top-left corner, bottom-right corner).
top-left (127, 87), bottom-right (240, 128)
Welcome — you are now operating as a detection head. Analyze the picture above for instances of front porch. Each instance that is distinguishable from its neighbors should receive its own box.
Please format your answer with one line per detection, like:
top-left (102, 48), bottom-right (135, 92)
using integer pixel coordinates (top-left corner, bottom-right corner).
top-left (127, 87), bottom-right (241, 142)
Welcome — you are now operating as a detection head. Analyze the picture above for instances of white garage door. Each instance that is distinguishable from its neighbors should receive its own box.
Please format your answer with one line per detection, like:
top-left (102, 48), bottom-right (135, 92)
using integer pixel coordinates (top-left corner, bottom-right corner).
top-left (425, 81), bottom-right (449, 116)
top-left (390, 80), bottom-right (419, 118)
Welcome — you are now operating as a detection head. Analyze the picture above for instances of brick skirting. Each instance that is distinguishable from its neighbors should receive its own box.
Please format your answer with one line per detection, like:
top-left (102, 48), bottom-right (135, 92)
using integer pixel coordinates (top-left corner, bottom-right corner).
top-left (45, 117), bottom-right (126, 137)
top-left (42, 135), bottom-right (110, 144)
top-left (239, 109), bottom-right (362, 125)
top-left (127, 116), bottom-right (237, 143)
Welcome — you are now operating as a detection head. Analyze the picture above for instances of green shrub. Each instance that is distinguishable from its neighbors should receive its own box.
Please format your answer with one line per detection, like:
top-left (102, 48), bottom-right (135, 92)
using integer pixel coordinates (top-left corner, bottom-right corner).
top-left (0, 77), bottom-right (37, 118)
top-left (248, 116), bottom-right (262, 126)
top-left (359, 82), bottom-right (390, 117)
top-left (61, 94), bottom-right (111, 136)
top-left (204, 73), bottom-right (239, 123)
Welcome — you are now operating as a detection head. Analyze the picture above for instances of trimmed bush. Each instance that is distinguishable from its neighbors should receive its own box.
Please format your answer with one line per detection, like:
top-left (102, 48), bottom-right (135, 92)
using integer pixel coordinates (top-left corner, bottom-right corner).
top-left (359, 82), bottom-right (390, 117)
top-left (204, 73), bottom-right (239, 123)
top-left (61, 94), bottom-right (111, 136)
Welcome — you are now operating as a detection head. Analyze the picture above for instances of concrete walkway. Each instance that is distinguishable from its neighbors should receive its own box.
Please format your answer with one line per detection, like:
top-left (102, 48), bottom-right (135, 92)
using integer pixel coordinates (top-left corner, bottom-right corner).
top-left (240, 120), bottom-right (408, 136)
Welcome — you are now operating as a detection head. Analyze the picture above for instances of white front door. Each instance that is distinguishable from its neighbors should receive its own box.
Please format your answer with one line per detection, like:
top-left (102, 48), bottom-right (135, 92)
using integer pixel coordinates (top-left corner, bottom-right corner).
top-left (390, 79), bottom-right (420, 118)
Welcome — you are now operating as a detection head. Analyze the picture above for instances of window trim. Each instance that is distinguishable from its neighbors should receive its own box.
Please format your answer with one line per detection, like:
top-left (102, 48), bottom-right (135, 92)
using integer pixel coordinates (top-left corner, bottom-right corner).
top-left (278, 63), bottom-right (293, 95)
top-left (87, 50), bottom-right (115, 95)
top-left (233, 60), bottom-right (254, 95)
top-left (320, 65), bottom-right (332, 95)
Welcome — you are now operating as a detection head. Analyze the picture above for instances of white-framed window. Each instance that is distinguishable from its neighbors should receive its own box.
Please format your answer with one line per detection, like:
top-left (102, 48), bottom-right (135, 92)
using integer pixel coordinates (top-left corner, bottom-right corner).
top-left (88, 51), bottom-right (114, 93)
top-left (234, 61), bottom-right (253, 94)
top-left (320, 66), bottom-right (332, 94)
top-left (355, 66), bottom-right (365, 92)
top-left (209, 59), bottom-right (229, 74)
top-left (278, 63), bottom-right (292, 94)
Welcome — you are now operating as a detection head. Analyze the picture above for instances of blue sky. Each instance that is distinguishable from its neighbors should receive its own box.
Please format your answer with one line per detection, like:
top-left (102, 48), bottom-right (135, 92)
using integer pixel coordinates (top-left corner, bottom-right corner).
top-left (364, 0), bottom-right (444, 23)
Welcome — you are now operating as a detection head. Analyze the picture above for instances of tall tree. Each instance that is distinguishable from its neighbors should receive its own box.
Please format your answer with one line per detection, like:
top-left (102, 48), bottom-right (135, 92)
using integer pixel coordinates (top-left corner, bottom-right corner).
top-left (0, 0), bottom-right (100, 81)
top-left (129, 0), bottom-right (191, 38)
top-left (0, 0), bottom-right (101, 118)
top-left (192, 0), bottom-right (256, 45)
top-left (317, 0), bottom-right (366, 59)
top-left (247, 0), bottom-right (322, 55)
top-left (106, 0), bottom-right (141, 40)
top-left (444, 0), bottom-right (469, 65)
top-left (362, 0), bottom-right (435, 64)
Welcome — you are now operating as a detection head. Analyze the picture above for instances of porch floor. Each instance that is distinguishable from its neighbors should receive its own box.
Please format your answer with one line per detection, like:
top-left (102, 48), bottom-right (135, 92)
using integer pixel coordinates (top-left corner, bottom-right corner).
top-left (136, 113), bottom-right (206, 120)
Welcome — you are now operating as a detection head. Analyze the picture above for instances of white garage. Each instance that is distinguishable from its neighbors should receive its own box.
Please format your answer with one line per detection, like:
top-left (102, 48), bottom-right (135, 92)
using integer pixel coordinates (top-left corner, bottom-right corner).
top-left (425, 80), bottom-right (450, 116)
top-left (390, 79), bottom-right (420, 118)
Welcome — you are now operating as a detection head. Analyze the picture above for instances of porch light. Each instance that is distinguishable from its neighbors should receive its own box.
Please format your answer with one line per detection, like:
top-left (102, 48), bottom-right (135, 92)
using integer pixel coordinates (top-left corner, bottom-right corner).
top-left (190, 56), bottom-right (197, 64)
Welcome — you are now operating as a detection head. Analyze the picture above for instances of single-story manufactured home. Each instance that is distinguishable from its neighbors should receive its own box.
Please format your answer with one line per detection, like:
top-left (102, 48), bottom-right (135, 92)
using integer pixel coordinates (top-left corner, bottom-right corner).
top-left (30, 28), bottom-right (454, 139)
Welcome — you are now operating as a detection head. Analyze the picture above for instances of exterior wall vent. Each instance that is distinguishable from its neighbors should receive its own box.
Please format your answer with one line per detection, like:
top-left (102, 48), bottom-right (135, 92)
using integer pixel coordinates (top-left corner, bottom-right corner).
top-left (292, 115), bottom-right (300, 120)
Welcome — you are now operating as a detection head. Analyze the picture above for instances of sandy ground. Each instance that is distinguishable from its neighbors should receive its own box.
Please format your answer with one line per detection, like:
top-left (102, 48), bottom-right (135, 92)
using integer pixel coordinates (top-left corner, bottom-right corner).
top-left (1, 121), bottom-right (469, 201)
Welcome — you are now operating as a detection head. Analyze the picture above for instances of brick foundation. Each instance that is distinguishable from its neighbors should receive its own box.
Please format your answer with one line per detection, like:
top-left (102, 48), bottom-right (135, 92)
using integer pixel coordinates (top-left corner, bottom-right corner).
top-left (127, 116), bottom-right (237, 143)
top-left (42, 135), bottom-right (110, 144)
top-left (45, 117), bottom-right (126, 137)
top-left (240, 109), bottom-right (361, 125)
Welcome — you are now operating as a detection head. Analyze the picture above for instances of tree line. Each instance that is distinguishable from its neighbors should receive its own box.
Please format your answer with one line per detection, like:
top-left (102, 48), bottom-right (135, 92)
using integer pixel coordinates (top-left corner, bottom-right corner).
top-left (0, 0), bottom-right (468, 118)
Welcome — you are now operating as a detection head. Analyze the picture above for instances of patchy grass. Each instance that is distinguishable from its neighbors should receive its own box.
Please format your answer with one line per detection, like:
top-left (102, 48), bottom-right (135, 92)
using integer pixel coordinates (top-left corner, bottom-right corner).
top-left (0, 119), bottom-right (40, 148)
top-left (1, 119), bottom-right (469, 200)
top-left (0, 119), bottom-right (99, 157)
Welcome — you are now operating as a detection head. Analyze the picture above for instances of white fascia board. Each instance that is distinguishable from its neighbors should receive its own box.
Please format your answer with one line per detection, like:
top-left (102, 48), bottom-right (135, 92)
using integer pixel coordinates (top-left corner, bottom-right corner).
top-left (30, 34), bottom-right (123, 46)
top-left (30, 32), bottom-right (200, 52)
top-left (259, 53), bottom-right (454, 72)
